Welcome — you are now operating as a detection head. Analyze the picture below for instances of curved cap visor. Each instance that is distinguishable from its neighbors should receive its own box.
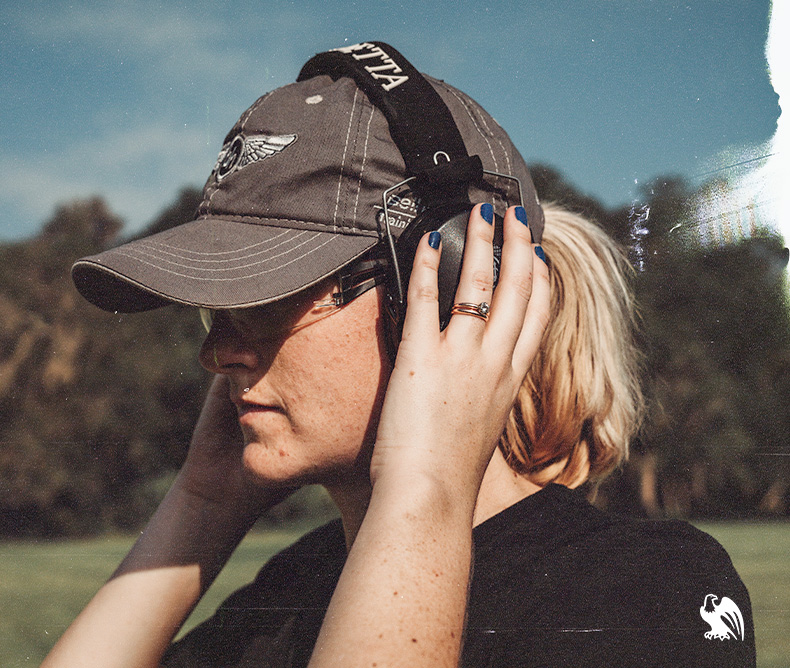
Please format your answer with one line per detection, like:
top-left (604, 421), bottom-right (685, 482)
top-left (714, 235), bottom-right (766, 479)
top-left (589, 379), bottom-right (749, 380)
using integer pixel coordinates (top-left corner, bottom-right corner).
top-left (71, 218), bottom-right (378, 312)
top-left (71, 50), bottom-right (543, 314)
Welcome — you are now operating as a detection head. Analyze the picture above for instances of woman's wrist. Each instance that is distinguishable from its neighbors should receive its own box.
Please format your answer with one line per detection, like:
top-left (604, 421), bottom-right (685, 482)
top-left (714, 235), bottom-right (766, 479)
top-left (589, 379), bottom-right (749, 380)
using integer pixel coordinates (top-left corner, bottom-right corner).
top-left (368, 465), bottom-right (478, 531)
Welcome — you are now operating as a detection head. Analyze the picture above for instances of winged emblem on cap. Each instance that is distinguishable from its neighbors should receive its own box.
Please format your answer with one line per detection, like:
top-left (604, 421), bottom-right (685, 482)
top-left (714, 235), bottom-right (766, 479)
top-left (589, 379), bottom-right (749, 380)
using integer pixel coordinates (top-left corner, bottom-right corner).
top-left (213, 133), bottom-right (297, 181)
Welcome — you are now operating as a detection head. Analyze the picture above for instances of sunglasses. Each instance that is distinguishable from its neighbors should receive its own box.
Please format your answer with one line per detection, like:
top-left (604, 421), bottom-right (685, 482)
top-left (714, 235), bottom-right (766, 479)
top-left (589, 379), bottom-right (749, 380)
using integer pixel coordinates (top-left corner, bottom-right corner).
top-left (199, 259), bottom-right (387, 338)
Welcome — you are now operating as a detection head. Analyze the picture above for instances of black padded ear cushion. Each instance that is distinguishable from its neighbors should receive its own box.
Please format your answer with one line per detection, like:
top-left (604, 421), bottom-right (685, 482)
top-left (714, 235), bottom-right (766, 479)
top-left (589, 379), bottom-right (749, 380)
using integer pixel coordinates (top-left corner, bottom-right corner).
top-left (389, 204), bottom-right (504, 331)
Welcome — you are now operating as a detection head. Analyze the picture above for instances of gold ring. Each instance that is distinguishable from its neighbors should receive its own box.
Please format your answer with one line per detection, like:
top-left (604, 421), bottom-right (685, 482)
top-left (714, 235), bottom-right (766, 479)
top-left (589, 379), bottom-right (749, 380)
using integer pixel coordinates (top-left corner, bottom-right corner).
top-left (450, 301), bottom-right (490, 322)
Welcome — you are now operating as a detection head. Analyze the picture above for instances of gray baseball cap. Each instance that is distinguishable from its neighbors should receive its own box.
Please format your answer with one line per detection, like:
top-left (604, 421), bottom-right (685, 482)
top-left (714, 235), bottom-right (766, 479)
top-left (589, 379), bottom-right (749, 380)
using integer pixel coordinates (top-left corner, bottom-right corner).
top-left (72, 51), bottom-right (544, 313)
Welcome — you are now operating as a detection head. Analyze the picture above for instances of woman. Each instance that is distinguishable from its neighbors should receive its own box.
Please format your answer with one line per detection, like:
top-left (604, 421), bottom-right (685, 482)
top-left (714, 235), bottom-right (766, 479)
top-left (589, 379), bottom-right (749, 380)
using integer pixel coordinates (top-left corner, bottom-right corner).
top-left (45, 43), bottom-right (754, 667)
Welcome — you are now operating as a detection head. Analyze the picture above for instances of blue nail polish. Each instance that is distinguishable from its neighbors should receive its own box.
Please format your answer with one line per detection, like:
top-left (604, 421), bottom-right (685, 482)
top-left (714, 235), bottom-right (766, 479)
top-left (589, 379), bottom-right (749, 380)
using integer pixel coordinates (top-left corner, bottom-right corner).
top-left (515, 206), bottom-right (528, 226)
top-left (428, 231), bottom-right (441, 249)
top-left (480, 202), bottom-right (494, 225)
top-left (535, 246), bottom-right (547, 264)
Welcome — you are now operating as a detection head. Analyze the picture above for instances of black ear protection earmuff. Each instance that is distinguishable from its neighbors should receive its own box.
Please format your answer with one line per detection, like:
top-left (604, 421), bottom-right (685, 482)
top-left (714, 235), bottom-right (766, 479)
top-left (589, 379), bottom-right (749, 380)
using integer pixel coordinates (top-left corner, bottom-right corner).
top-left (298, 42), bottom-right (524, 345)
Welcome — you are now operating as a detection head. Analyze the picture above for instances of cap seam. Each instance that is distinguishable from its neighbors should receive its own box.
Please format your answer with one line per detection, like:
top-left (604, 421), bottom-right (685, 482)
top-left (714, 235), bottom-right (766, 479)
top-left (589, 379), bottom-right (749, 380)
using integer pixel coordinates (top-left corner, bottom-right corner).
top-left (344, 92), bottom-right (370, 231)
top-left (333, 88), bottom-right (360, 230)
top-left (352, 102), bottom-right (376, 226)
top-left (240, 90), bottom-right (274, 131)
top-left (340, 95), bottom-right (367, 229)
top-left (437, 80), bottom-right (518, 210)
top-left (462, 90), bottom-right (513, 176)
top-left (193, 213), bottom-right (379, 237)
top-left (105, 233), bottom-right (349, 282)
top-left (133, 229), bottom-right (305, 261)
top-left (439, 82), bottom-right (501, 174)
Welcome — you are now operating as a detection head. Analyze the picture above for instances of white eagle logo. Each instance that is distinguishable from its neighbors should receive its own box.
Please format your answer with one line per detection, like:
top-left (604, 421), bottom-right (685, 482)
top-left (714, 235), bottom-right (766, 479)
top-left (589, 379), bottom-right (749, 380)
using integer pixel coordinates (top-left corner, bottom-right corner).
top-left (699, 594), bottom-right (745, 641)
top-left (213, 133), bottom-right (297, 181)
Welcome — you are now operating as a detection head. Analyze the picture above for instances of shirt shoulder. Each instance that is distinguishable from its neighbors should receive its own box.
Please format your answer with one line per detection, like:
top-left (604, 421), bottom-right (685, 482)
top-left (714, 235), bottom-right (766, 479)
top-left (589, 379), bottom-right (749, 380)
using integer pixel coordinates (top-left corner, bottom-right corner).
top-left (465, 485), bottom-right (755, 667)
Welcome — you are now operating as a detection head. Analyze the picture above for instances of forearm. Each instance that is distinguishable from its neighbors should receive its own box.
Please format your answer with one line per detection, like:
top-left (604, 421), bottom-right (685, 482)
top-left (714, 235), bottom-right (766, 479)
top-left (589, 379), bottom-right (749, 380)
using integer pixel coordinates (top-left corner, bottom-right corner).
top-left (41, 476), bottom-right (269, 668)
top-left (310, 472), bottom-right (476, 668)
top-left (308, 208), bottom-right (549, 667)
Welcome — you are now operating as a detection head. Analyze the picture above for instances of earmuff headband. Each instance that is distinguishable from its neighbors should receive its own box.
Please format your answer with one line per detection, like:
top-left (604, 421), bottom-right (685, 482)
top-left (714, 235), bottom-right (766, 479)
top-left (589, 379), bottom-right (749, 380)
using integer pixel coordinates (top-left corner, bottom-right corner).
top-left (298, 41), bottom-right (481, 207)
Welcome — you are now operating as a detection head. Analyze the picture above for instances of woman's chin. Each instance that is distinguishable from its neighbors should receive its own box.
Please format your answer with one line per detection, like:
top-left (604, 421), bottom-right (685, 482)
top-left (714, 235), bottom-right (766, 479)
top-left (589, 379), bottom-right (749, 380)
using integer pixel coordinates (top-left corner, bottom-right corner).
top-left (239, 440), bottom-right (358, 490)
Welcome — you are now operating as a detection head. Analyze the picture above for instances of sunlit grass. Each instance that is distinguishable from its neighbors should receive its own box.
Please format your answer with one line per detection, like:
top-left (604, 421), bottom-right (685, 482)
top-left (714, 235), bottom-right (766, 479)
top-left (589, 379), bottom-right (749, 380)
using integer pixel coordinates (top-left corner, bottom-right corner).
top-left (0, 525), bottom-right (318, 667)
top-left (1, 521), bottom-right (787, 667)
top-left (695, 521), bottom-right (790, 668)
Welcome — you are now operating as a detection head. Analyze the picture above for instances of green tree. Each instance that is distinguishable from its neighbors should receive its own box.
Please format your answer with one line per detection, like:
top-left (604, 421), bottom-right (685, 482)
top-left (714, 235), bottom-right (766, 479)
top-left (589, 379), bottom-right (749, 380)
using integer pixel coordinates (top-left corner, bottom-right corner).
top-left (0, 189), bottom-right (209, 536)
top-left (530, 168), bottom-right (790, 518)
top-left (624, 178), bottom-right (790, 518)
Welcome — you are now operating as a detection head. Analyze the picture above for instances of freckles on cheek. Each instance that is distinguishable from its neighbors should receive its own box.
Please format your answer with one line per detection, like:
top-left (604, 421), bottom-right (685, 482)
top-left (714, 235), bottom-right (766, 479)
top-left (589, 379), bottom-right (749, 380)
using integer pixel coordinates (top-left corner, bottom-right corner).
top-left (311, 341), bottom-right (383, 440)
top-left (276, 290), bottom-right (388, 447)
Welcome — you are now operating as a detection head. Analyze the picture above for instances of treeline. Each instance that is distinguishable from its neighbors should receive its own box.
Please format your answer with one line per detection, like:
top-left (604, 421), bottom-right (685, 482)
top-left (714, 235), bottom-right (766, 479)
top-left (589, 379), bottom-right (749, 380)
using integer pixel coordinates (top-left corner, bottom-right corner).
top-left (0, 171), bottom-right (788, 537)
top-left (531, 166), bottom-right (790, 519)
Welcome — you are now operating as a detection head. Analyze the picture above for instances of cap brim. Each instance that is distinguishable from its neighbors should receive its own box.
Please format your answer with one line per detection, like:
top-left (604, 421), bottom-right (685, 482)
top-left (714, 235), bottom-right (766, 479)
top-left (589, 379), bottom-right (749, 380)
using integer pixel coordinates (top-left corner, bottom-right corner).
top-left (72, 218), bottom-right (379, 313)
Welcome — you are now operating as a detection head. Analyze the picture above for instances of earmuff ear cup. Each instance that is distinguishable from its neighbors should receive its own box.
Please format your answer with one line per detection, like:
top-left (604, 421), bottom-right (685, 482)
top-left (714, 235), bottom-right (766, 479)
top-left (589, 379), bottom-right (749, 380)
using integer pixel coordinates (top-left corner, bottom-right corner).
top-left (390, 203), bottom-right (504, 332)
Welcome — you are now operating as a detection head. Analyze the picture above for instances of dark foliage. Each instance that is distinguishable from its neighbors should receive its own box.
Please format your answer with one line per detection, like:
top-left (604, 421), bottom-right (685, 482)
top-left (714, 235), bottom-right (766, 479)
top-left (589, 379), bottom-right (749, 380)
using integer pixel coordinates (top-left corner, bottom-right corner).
top-left (1, 173), bottom-right (788, 537)
top-left (0, 189), bottom-right (209, 536)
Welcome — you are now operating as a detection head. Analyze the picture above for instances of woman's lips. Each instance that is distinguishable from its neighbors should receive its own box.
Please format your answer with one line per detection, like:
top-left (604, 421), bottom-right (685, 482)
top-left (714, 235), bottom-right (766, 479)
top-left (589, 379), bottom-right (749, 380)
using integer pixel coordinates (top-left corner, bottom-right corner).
top-left (233, 397), bottom-right (284, 418)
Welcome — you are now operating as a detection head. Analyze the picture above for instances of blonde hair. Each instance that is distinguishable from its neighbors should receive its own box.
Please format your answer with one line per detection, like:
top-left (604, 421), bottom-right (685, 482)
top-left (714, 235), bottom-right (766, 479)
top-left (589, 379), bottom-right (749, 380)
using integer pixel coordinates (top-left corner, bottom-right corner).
top-left (499, 202), bottom-right (645, 487)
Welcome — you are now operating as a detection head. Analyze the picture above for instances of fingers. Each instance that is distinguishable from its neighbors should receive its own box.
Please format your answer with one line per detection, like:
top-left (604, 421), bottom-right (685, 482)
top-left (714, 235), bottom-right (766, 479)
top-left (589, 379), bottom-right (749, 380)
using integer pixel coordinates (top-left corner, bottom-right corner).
top-left (446, 203), bottom-right (496, 332)
top-left (511, 245), bottom-right (550, 373)
top-left (400, 230), bottom-right (442, 347)
top-left (486, 205), bottom-right (536, 350)
top-left (399, 203), bottom-right (550, 377)
top-left (486, 205), bottom-right (550, 373)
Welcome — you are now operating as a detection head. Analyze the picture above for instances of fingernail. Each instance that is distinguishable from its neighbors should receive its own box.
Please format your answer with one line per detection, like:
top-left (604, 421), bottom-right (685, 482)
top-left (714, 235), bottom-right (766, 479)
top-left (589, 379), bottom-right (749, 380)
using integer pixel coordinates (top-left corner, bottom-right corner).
top-left (515, 206), bottom-right (528, 226)
top-left (428, 231), bottom-right (441, 249)
top-left (534, 246), bottom-right (547, 264)
top-left (480, 202), bottom-right (494, 225)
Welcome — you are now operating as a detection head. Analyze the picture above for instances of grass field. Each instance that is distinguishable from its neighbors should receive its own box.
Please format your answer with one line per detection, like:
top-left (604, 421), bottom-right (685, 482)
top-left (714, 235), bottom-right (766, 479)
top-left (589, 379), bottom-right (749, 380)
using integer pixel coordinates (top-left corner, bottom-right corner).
top-left (1, 520), bottom-right (788, 666)
top-left (695, 521), bottom-right (790, 667)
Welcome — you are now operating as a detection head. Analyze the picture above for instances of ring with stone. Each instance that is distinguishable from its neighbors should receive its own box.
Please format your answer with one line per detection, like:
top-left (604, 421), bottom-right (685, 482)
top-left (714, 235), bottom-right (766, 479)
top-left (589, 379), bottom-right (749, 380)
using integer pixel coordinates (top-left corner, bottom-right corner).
top-left (450, 301), bottom-right (490, 322)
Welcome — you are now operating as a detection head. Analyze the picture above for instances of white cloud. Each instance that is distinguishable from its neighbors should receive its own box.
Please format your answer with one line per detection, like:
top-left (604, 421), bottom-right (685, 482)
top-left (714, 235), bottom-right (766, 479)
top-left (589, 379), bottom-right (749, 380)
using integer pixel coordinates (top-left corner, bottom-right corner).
top-left (1, 1), bottom-right (321, 238)
top-left (0, 118), bottom-right (216, 236)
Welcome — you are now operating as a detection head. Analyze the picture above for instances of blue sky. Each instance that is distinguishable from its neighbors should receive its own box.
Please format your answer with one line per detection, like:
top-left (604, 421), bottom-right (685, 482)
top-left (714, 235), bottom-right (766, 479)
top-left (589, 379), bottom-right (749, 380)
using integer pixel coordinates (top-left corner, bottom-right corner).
top-left (0, 0), bottom-right (782, 241)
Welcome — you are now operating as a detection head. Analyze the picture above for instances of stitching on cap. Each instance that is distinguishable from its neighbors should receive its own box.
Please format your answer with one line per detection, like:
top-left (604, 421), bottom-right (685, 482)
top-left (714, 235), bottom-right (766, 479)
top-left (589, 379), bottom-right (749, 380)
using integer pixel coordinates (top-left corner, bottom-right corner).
top-left (438, 83), bottom-right (519, 208)
top-left (462, 91), bottom-right (513, 176)
top-left (344, 95), bottom-right (367, 230)
top-left (240, 91), bottom-right (273, 131)
top-left (124, 232), bottom-right (320, 273)
top-left (334, 88), bottom-right (359, 230)
top-left (460, 92), bottom-right (516, 205)
top-left (115, 231), bottom-right (325, 275)
top-left (135, 229), bottom-right (300, 262)
top-left (110, 233), bottom-right (344, 282)
top-left (193, 214), bottom-right (379, 236)
top-left (352, 103), bottom-right (375, 229)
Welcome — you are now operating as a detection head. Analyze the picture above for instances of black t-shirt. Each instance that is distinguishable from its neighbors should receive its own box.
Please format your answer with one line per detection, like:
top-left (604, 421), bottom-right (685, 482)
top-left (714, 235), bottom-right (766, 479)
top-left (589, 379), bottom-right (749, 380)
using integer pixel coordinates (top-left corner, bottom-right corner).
top-left (164, 484), bottom-right (755, 667)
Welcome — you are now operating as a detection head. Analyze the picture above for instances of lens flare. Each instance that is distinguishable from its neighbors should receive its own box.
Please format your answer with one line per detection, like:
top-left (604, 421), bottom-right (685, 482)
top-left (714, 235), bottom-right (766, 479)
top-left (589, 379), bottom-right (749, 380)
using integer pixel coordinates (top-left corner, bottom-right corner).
top-left (686, 1), bottom-right (788, 253)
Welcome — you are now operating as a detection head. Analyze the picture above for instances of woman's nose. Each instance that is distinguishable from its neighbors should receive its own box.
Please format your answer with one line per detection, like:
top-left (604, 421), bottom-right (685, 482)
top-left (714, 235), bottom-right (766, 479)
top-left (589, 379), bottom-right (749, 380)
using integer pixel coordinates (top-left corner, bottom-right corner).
top-left (198, 314), bottom-right (259, 373)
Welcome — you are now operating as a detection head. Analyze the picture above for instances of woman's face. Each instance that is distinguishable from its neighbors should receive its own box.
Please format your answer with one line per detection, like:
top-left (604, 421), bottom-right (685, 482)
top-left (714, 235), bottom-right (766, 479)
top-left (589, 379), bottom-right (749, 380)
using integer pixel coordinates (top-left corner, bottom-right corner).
top-left (198, 280), bottom-right (391, 489)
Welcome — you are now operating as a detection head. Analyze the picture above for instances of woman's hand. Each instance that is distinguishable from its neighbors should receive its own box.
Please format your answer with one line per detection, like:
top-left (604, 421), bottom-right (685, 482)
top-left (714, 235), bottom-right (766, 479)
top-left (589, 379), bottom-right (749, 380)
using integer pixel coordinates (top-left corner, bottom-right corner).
top-left (42, 376), bottom-right (293, 668)
top-left (177, 374), bottom-right (294, 518)
top-left (370, 203), bottom-right (550, 501)
top-left (310, 204), bottom-right (550, 668)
